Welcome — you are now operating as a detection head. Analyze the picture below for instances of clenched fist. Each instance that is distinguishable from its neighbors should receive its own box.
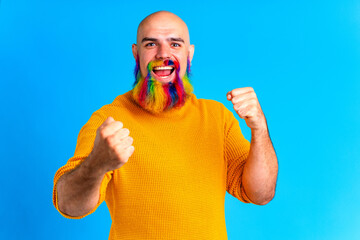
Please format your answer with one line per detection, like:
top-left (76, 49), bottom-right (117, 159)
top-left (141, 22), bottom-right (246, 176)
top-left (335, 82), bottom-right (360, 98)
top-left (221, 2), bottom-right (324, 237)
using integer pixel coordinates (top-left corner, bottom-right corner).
top-left (87, 116), bottom-right (135, 175)
top-left (227, 87), bottom-right (267, 131)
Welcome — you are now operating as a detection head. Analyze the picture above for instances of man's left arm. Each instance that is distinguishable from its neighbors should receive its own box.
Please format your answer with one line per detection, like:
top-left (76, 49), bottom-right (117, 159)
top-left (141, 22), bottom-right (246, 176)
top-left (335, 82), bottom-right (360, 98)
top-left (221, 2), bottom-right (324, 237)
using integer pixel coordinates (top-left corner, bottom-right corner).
top-left (227, 87), bottom-right (278, 205)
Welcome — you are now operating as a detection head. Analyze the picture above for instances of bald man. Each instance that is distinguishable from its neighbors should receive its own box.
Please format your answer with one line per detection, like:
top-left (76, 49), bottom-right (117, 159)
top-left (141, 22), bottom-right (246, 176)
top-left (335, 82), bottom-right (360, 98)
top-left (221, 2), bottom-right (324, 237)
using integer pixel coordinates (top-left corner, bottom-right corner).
top-left (53, 11), bottom-right (278, 239)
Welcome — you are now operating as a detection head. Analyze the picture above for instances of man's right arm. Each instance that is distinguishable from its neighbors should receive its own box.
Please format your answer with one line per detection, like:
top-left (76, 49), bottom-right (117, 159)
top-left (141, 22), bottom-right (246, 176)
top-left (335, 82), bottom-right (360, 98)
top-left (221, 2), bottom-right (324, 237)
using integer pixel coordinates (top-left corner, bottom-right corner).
top-left (56, 116), bottom-right (135, 217)
top-left (56, 156), bottom-right (106, 217)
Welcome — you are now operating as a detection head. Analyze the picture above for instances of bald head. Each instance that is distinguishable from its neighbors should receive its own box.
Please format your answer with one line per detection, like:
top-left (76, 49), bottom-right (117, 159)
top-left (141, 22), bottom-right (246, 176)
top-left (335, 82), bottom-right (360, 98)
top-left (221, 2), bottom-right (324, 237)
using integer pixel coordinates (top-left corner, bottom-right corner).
top-left (136, 11), bottom-right (191, 46)
top-left (132, 11), bottom-right (194, 82)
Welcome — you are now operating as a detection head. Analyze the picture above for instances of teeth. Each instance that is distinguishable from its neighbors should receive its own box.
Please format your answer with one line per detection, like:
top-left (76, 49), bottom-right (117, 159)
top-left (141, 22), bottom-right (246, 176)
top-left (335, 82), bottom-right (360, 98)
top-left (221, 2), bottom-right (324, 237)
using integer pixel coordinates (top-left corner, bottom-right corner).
top-left (153, 66), bottom-right (173, 70)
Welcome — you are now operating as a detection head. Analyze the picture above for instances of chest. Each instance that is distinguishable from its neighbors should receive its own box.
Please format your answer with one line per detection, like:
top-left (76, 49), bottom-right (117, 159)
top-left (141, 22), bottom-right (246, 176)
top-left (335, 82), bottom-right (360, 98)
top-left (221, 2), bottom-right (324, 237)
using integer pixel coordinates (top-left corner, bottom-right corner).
top-left (119, 112), bottom-right (226, 185)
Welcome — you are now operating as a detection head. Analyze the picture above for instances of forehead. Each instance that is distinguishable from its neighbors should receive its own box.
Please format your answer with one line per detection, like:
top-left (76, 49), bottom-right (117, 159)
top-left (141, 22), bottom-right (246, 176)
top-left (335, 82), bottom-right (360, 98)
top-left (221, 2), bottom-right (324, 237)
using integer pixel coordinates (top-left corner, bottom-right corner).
top-left (137, 16), bottom-right (190, 43)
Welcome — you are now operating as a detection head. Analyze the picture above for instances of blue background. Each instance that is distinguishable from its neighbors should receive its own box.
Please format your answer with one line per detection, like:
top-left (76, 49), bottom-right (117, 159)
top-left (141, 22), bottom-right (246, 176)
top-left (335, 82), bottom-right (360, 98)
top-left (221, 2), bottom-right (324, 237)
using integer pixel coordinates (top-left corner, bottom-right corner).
top-left (1, 0), bottom-right (359, 239)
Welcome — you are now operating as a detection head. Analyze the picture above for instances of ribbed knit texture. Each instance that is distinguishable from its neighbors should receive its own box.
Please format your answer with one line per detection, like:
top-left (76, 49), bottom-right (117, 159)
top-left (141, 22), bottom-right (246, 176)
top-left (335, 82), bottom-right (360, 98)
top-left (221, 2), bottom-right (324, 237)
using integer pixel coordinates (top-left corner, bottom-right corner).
top-left (53, 90), bottom-right (251, 240)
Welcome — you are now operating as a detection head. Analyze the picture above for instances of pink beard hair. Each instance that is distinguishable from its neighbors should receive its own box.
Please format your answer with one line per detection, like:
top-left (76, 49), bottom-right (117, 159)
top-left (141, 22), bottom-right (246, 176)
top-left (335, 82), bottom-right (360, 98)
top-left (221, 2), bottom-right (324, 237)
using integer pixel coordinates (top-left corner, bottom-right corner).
top-left (131, 57), bottom-right (194, 114)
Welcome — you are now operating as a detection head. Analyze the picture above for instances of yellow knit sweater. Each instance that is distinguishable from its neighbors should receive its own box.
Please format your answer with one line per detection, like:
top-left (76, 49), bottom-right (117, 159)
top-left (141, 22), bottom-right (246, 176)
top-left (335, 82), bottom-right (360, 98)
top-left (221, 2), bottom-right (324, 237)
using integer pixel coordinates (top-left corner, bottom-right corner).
top-left (53, 90), bottom-right (252, 239)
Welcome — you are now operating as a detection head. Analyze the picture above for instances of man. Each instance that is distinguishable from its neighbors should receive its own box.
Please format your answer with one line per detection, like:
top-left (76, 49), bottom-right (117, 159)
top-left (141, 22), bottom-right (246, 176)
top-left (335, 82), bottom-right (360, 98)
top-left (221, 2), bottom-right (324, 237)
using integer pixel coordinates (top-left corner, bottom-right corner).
top-left (53, 11), bottom-right (278, 239)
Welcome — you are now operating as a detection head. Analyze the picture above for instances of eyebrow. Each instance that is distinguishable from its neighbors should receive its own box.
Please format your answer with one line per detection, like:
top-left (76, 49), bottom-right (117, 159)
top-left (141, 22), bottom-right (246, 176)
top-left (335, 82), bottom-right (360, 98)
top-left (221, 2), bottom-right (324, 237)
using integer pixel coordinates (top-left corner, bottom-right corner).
top-left (141, 37), bottom-right (185, 43)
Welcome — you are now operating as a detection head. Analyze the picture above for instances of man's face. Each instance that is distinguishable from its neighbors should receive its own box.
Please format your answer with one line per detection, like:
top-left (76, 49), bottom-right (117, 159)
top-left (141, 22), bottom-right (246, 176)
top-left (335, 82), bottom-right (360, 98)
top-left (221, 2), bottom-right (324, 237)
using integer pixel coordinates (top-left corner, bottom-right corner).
top-left (132, 13), bottom-right (194, 83)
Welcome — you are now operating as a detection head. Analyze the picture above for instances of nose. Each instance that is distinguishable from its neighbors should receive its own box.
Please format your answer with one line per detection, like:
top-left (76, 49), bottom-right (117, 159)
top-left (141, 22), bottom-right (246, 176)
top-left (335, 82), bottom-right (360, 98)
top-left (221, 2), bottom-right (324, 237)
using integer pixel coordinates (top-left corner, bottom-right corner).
top-left (156, 44), bottom-right (171, 60)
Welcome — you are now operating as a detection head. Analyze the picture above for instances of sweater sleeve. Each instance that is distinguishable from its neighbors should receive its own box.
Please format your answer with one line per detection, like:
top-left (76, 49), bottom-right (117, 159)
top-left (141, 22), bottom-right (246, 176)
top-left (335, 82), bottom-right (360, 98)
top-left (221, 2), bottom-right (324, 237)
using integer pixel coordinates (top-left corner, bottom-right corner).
top-left (224, 107), bottom-right (253, 203)
top-left (52, 110), bottom-right (113, 219)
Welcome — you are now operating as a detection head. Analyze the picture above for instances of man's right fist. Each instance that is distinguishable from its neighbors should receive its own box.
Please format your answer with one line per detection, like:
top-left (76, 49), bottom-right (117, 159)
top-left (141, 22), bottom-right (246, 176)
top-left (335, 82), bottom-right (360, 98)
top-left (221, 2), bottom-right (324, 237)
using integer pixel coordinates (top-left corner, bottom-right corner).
top-left (87, 116), bottom-right (135, 175)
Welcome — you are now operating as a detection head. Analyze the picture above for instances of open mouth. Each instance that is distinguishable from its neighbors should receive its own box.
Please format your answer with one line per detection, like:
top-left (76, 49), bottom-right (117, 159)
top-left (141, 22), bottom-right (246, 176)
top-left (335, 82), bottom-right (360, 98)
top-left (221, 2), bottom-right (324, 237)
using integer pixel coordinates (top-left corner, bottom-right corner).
top-left (151, 65), bottom-right (175, 83)
top-left (152, 66), bottom-right (175, 77)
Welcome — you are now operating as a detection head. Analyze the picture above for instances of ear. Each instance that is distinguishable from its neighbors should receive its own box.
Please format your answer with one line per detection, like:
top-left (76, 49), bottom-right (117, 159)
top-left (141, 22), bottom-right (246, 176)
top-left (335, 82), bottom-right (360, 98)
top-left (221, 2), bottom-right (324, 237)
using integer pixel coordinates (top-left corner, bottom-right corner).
top-left (188, 44), bottom-right (195, 62)
top-left (132, 44), bottom-right (138, 60)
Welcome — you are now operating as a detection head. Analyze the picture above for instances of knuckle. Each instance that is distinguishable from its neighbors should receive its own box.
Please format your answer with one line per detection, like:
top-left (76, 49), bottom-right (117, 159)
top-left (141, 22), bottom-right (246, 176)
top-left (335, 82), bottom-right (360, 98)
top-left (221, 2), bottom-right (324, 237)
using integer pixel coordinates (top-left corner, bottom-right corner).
top-left (122, 137), bottom-right (133, 146)
top-left (122, 158), bottom-right (129, 163)
top-left (117, 150), bottom-right (129, 162)
top-left (124, 128), bottom-right (130, 134)
top-left (113, 145), bottom-right (124, 157)
top-left (115, 121), bottom-right (124, 129)
top-left (109, 121), bottom-right (123, 131)
top-left (100, 129), bottom-right (107, 138)
top-left (121, 128), bottom-right (130, 136)
top-left (124, 146), bottom-right (134, 158)
top-left (122, 156), bottom-right (129, 163)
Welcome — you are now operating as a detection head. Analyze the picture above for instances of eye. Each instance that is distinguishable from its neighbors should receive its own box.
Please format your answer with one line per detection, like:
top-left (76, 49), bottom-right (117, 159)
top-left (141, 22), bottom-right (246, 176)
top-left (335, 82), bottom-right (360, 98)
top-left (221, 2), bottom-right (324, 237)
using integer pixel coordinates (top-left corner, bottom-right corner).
top-left (145, 42), bottom-right (156, 47)
top-left (171, 43), bottom-right (181, 47)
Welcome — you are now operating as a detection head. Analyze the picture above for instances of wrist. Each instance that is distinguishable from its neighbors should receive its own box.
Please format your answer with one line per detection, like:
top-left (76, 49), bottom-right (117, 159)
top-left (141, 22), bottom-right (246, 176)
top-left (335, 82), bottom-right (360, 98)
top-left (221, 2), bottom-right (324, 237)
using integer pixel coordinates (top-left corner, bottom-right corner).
top-left (251, 117), bottom-right (268, 136)
top-left (251, 125), bottom-right (269, 142)
top-left (79, 155), bottom-right (106, 180)
top-left (251, 127), bottom-right (268, 135)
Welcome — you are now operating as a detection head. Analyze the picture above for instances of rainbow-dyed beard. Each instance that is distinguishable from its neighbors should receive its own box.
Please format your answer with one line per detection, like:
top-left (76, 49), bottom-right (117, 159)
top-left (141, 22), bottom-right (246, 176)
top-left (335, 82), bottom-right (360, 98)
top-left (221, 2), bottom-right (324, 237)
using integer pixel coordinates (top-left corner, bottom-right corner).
top-left (132, 58), bottom-right (194, 114)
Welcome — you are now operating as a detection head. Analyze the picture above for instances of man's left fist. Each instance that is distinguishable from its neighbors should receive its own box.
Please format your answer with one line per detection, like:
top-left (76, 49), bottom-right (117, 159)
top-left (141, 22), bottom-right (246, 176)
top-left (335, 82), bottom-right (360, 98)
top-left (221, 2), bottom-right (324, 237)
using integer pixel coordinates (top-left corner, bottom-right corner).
top-left (227, 87), bottom-right (267, 131)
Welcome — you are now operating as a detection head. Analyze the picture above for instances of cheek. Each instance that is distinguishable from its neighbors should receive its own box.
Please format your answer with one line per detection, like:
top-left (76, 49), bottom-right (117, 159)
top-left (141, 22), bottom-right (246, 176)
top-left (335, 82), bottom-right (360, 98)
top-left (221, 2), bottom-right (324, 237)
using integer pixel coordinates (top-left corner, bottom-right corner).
top-left (138, 50), bottom-right (155, 77)
top-left (140, 65), bottom-right (148, 77)
top-left (139, 56), bottom-right (150, 77)
top-left (179, 59), bottom-right (188, 77)
top-left (173, 50), bottom-right (189, 77)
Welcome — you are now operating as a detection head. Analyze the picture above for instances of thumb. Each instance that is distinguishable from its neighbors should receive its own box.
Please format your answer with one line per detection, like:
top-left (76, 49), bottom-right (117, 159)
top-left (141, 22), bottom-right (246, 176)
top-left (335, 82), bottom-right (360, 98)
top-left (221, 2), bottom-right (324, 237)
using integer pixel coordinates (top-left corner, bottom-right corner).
top-left (226, 92), bottom-right (232, 100)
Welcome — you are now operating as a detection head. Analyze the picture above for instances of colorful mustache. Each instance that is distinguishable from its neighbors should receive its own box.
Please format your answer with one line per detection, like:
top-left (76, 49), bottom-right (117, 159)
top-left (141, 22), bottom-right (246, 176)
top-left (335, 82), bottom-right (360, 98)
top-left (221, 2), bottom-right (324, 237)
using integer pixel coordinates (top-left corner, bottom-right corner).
top-left (132, 58), bottom-right (193, 113)
top-left (133, 59), bottom-right (179, 85)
